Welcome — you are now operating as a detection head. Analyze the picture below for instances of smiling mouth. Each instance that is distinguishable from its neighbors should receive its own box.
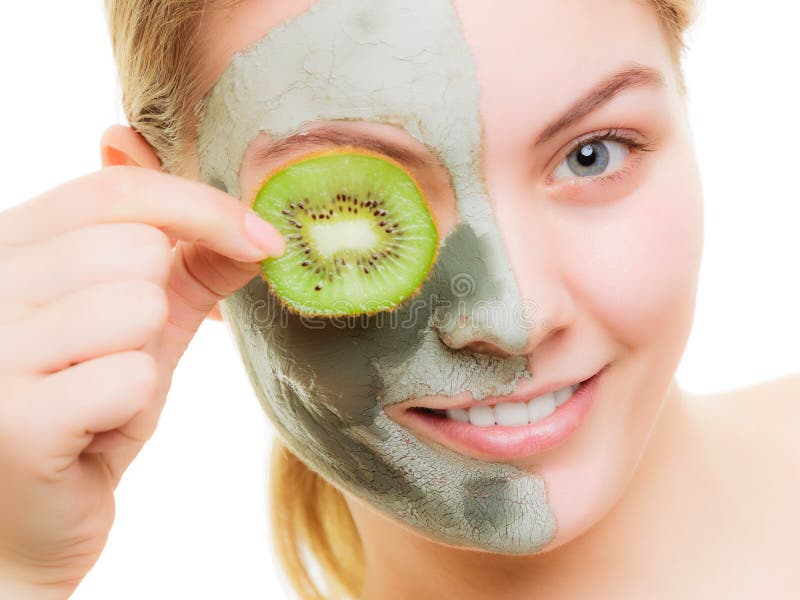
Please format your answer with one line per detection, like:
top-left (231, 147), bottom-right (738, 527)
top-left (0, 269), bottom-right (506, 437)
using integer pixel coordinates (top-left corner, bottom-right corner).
top-left (409, 380), bottom-right (582, 428)
top-left (386, 365), bottom-right (607, 461)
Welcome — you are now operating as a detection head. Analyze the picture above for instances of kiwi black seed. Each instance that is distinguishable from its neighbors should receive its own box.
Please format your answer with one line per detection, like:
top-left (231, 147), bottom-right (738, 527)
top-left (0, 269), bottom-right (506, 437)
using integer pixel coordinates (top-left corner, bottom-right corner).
top-left (251, 148), bottom-right (439, 317)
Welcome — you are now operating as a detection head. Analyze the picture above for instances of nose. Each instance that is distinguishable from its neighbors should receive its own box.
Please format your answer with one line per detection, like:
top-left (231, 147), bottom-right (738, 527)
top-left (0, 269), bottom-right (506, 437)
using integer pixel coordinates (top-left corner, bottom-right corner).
top-left (438, 336), bottom-right (515, 359)
top-left (432, 223), bottom-right (572, 359)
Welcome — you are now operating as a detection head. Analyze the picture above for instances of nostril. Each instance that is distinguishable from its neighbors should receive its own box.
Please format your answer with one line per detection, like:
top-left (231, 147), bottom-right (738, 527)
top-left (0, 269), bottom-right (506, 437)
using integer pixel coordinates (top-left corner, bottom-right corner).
top-left (437, 331), bottom-right (458, 349)
top-left (438, 332), bottom-right (513, 358)
top-left (465, 340), bottom-right (513, 358)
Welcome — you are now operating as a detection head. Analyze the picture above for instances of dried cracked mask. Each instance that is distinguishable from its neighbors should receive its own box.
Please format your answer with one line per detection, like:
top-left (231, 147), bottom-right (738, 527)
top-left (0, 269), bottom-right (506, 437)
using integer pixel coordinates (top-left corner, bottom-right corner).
top-left (198, 0), bottom-right (558, 553)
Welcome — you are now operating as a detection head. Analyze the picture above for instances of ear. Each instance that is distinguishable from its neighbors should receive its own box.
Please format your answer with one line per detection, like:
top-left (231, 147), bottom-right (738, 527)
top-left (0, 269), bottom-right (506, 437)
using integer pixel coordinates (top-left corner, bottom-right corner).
top-left (207, 304), bottom-right (223, 321)
top-left (100, 124), bottom-right (163, 169)
top-left (100, 125), bottom-right (225, 323)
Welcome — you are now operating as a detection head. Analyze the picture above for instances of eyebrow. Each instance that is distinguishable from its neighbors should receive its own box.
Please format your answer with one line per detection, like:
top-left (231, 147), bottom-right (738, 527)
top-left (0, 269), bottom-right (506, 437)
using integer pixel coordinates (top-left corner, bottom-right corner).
top-left (534, 63), bottom-right (665, 145)
top-left (251, 125), bottom-right (441, 170)
top-left (251, 64), bottom-right (663, 168)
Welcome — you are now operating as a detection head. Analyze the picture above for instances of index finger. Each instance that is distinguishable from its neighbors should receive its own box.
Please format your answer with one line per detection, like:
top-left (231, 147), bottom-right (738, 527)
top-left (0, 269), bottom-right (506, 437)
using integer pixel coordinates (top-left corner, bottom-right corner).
top-left (0, 166), bottom-right (285, 261)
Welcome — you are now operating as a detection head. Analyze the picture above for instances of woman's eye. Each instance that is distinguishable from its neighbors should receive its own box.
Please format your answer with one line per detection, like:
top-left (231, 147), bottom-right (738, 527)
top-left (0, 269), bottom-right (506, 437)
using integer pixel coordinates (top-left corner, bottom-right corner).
top-left (552, 139), bottom-right (630, 180)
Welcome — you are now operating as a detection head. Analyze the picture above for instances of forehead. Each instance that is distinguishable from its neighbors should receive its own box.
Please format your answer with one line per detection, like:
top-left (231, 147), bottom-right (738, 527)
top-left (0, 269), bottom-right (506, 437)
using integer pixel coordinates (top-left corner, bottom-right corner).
top-left (199, 0), bottom-right (671, 108)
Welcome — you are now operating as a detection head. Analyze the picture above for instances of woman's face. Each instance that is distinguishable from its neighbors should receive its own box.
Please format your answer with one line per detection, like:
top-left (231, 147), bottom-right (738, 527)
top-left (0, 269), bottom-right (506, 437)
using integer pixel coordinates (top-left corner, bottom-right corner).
top-left (195, 0), bottom-right (703, 554)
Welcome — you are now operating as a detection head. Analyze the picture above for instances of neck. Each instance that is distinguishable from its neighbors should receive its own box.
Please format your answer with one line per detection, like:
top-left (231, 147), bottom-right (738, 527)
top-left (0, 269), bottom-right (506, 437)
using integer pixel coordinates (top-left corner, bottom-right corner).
top-left (351, 380), bottom-right (709, 600)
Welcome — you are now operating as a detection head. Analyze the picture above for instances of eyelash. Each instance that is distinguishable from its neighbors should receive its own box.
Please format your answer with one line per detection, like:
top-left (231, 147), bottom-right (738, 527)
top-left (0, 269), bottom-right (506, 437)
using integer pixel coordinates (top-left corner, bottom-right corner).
top-left (549, 127), bottom-right (655, 186)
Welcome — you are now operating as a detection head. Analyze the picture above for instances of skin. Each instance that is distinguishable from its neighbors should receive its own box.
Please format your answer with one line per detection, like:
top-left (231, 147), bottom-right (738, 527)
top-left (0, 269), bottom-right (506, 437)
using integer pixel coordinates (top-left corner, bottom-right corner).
top-left (193, 0), bottom-right (708, 560)
top-left (188, 0), bottom-right (708, 573)
top-left (201, 0), bottom-right (558, 554)
top-left (0, 159), bottom-right (286, 597)
top-left (194, 3), bottom-right (796, 595)
top-left (79, 1), bottom-right (800, 599)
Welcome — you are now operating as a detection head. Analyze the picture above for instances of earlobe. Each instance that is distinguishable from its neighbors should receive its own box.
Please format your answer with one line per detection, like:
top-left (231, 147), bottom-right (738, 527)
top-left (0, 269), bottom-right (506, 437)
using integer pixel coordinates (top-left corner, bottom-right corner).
top-left (100, 124), bottom-right (162, 170)
top-left (206, 303), bottom-right (223, 321)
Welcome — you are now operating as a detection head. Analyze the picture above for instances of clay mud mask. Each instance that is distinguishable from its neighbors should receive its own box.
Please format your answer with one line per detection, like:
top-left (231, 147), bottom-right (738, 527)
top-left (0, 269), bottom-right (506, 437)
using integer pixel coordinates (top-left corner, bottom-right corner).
top-left (198, 0), bottom-right (558, 553)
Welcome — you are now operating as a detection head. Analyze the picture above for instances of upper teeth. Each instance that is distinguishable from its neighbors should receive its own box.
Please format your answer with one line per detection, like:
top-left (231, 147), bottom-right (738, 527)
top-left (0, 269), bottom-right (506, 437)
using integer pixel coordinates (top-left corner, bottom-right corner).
top-left (445, 384), bottom-right (579, 427)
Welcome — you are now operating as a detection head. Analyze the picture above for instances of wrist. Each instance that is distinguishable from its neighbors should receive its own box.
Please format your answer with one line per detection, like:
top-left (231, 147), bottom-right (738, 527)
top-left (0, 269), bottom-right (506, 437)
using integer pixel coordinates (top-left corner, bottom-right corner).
top-left (0, 563), bottom-right (77, 600)
top-left (0, 579), bottom-right (74, 600)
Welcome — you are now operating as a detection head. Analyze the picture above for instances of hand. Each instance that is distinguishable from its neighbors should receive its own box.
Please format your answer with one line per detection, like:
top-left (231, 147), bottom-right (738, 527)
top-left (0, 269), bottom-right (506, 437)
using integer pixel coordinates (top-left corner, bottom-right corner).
top-left (0, 166), bottom-right (284, 594)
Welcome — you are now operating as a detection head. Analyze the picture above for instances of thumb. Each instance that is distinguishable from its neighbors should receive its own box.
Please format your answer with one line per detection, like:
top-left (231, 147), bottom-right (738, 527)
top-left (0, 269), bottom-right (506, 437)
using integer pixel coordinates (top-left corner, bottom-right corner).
top-left (158, 240), bottom-right (265, 373)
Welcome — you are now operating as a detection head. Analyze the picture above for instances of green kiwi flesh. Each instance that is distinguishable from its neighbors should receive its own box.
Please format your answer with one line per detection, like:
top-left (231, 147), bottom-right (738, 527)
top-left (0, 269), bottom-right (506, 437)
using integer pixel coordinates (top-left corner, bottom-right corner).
top-left (253, 150), bottom-right (439, 317)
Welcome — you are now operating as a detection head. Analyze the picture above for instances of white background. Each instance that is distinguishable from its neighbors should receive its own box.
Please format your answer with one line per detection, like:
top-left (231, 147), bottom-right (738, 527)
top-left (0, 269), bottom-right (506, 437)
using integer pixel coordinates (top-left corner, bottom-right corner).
top-left (0, 2), bottom-right (798, 599)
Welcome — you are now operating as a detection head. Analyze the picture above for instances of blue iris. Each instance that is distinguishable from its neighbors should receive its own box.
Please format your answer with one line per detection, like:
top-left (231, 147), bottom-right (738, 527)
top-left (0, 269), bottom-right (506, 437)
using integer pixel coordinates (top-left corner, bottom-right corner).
top-left (567, 141), bottom-right (610, 177)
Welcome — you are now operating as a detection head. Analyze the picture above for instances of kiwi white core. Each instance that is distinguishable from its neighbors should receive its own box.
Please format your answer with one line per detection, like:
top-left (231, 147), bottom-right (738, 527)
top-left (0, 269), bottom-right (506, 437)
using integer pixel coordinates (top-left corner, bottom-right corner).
top-left (309, 219), bottom-right (378, 258)
top-left (198, 0), bottom-right (556, 554)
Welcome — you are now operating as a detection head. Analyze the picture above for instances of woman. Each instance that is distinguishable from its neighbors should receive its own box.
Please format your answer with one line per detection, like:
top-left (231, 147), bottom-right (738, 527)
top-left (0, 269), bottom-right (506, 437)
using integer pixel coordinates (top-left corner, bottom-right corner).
top-left (0, 1), bottom-right (797, 599)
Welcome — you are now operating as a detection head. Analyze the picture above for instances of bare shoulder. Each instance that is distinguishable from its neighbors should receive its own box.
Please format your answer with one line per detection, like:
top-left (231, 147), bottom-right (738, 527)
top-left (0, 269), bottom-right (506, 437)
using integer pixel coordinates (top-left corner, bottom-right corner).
top-left (689, 372), bottom-right (800, 586)
top-left (694, 371), bottom-right (799, 452)
top-left (691, 370), bottom-right (800, 501)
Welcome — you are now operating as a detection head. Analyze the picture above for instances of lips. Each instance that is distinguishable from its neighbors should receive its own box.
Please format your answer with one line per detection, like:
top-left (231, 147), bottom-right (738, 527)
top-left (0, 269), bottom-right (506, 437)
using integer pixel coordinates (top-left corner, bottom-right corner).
top-left (386, 365), bottom-right (607, 462)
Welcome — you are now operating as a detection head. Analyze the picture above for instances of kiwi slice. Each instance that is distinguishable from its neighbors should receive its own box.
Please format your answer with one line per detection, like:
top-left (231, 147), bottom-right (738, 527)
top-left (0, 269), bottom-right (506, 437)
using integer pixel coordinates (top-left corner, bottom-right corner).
top-left (252, 147), bottom-right (439, 317)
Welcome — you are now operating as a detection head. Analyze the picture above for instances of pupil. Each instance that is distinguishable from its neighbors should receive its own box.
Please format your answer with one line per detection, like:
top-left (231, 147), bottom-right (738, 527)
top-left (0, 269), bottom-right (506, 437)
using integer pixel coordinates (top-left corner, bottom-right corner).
top-left (577, 144), bottom-right (596, 166)
top-left (566, 140), bottom-right (610, 177)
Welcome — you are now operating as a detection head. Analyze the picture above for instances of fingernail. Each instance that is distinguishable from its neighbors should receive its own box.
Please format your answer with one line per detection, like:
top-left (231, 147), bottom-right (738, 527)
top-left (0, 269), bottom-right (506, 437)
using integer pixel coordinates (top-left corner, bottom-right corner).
top-left (244, 210), bottom-right (286, 256)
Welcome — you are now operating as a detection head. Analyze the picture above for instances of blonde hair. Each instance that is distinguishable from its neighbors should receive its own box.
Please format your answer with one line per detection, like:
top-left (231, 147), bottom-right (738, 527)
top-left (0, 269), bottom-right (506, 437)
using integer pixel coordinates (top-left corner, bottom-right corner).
top-left (104, 0), bottom-right (241, 176)
top-left (104, 2), bottom-right (698, 598)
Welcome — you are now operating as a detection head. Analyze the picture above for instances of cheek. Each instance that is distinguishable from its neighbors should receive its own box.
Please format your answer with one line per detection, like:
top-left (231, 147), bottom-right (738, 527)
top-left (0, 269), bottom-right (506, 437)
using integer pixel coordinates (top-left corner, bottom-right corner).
top-left (564, 156), bottom-right (704, 349)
